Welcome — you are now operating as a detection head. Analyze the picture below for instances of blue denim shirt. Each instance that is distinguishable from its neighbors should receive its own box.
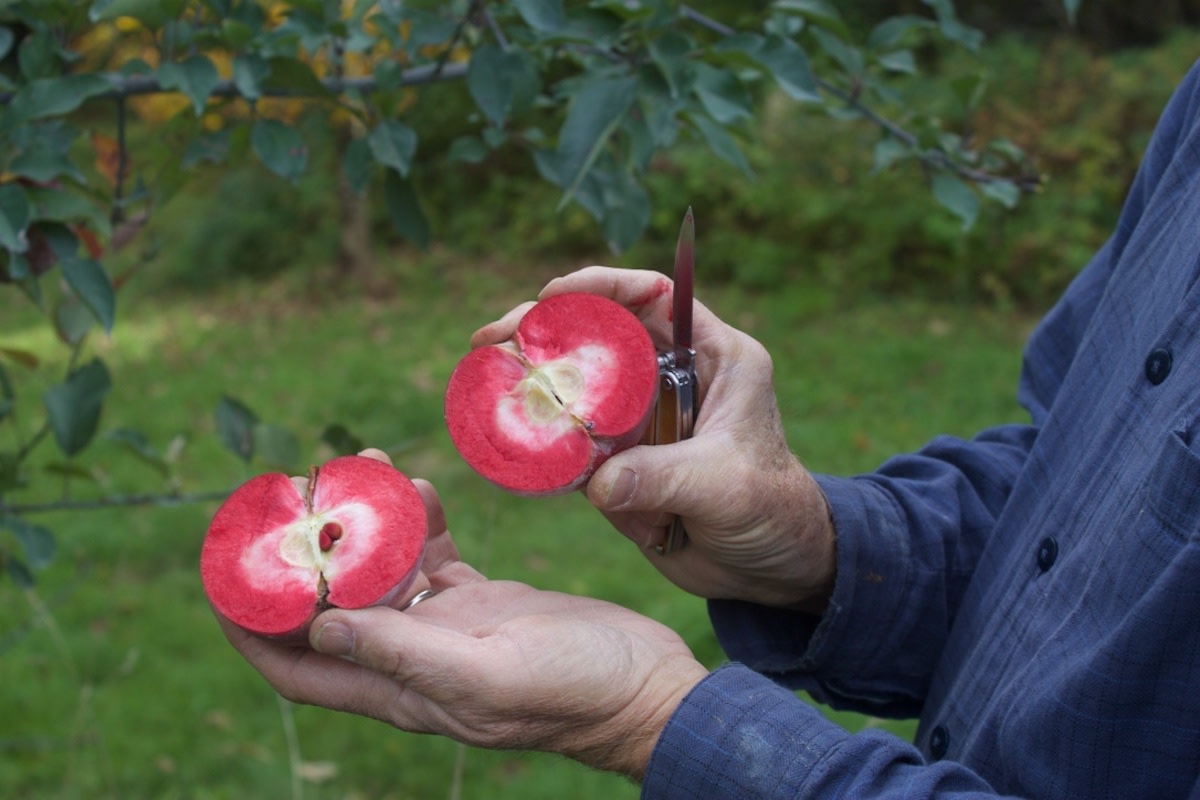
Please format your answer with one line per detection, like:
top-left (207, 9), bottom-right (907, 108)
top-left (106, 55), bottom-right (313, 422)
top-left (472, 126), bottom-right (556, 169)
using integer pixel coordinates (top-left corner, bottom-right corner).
top-left (642, 61), bottom-right (1200, 799)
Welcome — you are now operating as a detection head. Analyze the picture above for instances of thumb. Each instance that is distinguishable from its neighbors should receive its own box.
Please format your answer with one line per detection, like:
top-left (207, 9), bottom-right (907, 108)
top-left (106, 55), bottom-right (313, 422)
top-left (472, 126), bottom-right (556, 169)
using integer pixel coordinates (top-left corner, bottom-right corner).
top-left (588, 438), bottom-right (715, 517)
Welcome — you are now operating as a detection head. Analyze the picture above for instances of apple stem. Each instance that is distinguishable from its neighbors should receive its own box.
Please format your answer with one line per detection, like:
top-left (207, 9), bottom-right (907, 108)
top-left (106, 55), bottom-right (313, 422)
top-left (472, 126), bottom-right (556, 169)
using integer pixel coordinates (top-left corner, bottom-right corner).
top-left (305, 464), bottom-right (319, 513)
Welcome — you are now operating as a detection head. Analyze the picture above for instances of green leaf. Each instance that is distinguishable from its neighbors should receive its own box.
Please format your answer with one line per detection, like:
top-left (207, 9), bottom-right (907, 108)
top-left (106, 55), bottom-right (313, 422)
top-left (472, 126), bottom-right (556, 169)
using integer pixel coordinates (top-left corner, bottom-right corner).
top-left (215, 395), bottom-right (258, 463)
top-left (6, 555), bottom-right (34, 589)
top-left (321, 423), bottom-right (364, 457)
top-left (447, 135), bottom-right (488, 165)
top-left (44, 359), bottom-right (112, 457)
top-left (221, 18), bottom-right (256, 50)
top-left (690, 113), bottom-right (753, 178)
top-left (61, 257), bottom-right (116, 334)
top-left (9, 75), bottom-right (112, 123)
top-left (987, 137), bottom-right (1026, 163)
top-left (4, 517), bottom-right (56, 570)
top-left (157, 55), bottom-right (220, 116)
top-left (260, 57), bottom-right (332, 99)
top-left (251, 119), bottom-right (308, 181)
top-left (951, 73), bottom-right (988, 114)
top-left (18, 28), bottom-right (62, 80)
top-left (482, 127), bottom-right (508, 149)
top-left (106, 427), bottom-right (170, 477)
top-left (26, 186), bottom-right (111, 240)
top-left (182, 129), bottom-right (231, 168)
top-left (647, 31), bottom-right (693, 100)
top-left (812, 28), bottom-right (863, 76)
top-left (90, 0), bottom-right (187, 28)
top-left (383, 169), bottom-right (430, 250)
top-left (467, 45), bottom-right (540, 127)
top-left (0, 183), bottom-right (31, 253)
top-left (53, 296), bottom-right (96, 346)
top-left (980, 178), bottom-right (1020, 209)
top-left (872, 136), bottom-right (913, 173)
top-left (867, 15), bottom-right (936, 51)
top-left (10, 142), bottom-right (85, 185)
top-left (747, 35), bottom-right (821, 103)
top-left (600, 178), bottom-right (650, 254)
top-left (554, 75), bottom-right (639, 207)
top-left (692, 63), bottom-right (753, 125)
top-left (468, 43), bottom-right (512, 127)
top-left (252, 423), bottom-right (300, 472)
top-left (367, 120), bottom-right (418, 178)
top-left (773, 0), bottom-right (850, 38)
top-left (513, 0), bottom-right (566, 32)
top-left (921, 0), bottom-right (984, 52)
top-left (931, 171), bottom-right (979, 230)
top-left (875, 49), bottom-right (916, 74)
top-left (233, 54), bottom-right (268, 101)
top-left (0, 26), bottom-right (15, 62)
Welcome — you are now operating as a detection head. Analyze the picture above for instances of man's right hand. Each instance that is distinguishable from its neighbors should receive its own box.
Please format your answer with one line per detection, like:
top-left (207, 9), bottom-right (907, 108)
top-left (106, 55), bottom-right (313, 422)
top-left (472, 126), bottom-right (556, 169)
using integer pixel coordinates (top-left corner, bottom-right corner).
top-left (473, 266), bottom-right (838, 613)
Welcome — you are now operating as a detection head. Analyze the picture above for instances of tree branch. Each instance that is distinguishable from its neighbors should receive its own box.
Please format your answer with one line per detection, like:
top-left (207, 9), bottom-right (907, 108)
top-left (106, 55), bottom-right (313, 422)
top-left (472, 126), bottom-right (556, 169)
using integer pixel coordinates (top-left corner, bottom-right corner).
top-left (678, 4), bottom-right (1040, 192)
top-left (2, 489), bottom-right (230, 515)
top-left (60, 61), bottom-right (468, 104)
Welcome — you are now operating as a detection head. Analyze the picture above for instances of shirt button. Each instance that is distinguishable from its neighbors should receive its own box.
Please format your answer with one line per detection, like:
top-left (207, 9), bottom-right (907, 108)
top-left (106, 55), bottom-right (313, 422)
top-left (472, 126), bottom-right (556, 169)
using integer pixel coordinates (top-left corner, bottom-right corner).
top-left (929, 725), bottom-right (949, 760)
top-left (1036, 537), bottom-right (1058, 572)
top-left (1145, 347), bottom-right (1172, 385)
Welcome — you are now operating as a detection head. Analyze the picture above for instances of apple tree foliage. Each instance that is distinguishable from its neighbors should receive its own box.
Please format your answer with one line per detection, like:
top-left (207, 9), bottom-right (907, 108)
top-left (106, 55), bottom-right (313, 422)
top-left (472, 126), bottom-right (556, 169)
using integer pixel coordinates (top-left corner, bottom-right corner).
top-left (0, 0), bottom-right (1073, 585)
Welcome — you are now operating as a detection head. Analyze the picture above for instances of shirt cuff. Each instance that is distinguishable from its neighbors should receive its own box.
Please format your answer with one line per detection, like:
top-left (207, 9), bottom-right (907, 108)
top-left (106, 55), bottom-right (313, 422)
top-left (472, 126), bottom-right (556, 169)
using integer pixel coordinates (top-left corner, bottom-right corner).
top-left (640, 662), bottom-right (851, 800)
top-left (708, 474), bottom-right (918, 705)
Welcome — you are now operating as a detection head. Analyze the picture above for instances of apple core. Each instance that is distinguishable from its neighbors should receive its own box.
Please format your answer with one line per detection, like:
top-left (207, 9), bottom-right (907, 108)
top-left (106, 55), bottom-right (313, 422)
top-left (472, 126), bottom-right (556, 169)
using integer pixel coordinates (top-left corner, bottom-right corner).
top-left (445, 293), bottom-right (658, 495)
top-left (201, 455), bottom-right (427, 638)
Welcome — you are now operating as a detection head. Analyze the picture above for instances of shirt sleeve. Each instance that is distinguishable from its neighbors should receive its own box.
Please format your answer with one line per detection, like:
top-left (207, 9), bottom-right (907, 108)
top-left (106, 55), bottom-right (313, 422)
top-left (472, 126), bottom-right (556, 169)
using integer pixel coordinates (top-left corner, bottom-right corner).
top-left (704, 57), bottom-right (1200, 718)
top-left (641, 664), bottom-right (1024, 800)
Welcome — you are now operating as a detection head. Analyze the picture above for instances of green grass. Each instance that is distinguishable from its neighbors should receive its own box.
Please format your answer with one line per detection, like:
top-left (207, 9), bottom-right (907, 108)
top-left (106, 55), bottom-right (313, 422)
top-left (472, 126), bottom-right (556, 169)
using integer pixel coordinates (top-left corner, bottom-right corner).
top-left (0, 252), bottom-right (1036, 799)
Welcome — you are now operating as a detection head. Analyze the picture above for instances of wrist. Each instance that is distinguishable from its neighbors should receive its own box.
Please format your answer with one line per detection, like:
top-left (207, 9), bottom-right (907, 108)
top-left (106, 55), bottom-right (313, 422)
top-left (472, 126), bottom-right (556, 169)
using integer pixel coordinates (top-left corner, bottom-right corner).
top-left (578, 655), bottom-right (709, 781)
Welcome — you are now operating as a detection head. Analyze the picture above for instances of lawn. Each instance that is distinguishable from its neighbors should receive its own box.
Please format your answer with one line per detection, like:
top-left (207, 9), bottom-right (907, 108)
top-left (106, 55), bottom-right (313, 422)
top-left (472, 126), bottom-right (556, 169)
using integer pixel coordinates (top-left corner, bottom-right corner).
top-left (0, 251), bottom-right (1037, 799)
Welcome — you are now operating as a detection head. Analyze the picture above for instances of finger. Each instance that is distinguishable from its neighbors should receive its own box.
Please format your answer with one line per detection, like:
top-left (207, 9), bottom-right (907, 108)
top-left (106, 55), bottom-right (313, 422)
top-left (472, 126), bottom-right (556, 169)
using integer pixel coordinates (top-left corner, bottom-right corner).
top-left (357, 447), bottom-right (393, 465)
top-left (586, 434), bottom-right (740, 523)
top-left (540, 266), bottom-right (730, 356)
top-left (539, 266), bottom-right (671, 317)
top-left (217, 609), bottom-right (426, 730)
top-left (412, 478), bottom-right (460, 572)
top-left (469, 301), bottom-right (536, 349)
top-left (539, 267), bottom-right (674, 345)
top-left (310, 606), bottom-right (490, 704)
top-left (596, 508), bottom-right (680, 551)
top-left (428, 560), bottom-right (488, 592)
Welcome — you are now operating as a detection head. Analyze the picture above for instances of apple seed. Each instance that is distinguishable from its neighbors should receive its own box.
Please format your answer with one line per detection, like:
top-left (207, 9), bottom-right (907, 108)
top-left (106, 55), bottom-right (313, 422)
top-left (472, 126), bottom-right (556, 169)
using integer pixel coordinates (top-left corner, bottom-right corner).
top-left (318, 521), bottom-right (344, 552)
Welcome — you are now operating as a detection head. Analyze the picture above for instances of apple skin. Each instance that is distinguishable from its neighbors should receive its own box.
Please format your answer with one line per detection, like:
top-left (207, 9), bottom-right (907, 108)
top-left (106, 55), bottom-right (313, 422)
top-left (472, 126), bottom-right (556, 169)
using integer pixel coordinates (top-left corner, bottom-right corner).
top-left (444, 292), bottom-right (659, 496)
top-left (200, 455), bottom-right (427, 640)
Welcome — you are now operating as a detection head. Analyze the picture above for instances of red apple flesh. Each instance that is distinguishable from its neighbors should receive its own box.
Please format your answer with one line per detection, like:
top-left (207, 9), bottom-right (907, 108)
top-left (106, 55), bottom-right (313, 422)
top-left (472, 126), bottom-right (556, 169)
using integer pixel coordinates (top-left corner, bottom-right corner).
top-left (445, 292), bottom-right (658, 495)
top-left (201, 455), bottom-right (427, 638)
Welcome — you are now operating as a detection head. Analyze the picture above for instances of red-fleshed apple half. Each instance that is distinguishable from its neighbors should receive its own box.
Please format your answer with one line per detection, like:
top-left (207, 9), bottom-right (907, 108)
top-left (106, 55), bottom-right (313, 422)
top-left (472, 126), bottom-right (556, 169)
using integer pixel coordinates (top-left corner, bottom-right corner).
top-left (445, 292), bottom-right (659, 495)
top-left (201, 455), bottom-right (427, 638)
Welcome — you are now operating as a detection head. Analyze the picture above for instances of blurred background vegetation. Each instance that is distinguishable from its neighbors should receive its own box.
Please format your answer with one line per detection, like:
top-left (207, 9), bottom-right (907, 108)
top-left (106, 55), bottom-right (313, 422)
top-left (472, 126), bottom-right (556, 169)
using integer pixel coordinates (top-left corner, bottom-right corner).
top-left (3, 2), bottom-right (1200, 798)
top-left (120, 3), bottom-right (1199, 310)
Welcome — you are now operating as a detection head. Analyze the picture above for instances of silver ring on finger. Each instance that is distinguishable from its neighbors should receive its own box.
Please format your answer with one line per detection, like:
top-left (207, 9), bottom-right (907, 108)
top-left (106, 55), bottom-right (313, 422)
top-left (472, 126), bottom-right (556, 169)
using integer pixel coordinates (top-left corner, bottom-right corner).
top-left (404, 589), bottom-right (435, 610)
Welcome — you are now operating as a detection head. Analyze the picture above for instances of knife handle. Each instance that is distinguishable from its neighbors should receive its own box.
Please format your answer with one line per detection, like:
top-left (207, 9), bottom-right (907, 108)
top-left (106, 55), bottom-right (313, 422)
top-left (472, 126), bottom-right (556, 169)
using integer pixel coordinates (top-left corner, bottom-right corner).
top-left (642, 353), bottom-right (698, 554)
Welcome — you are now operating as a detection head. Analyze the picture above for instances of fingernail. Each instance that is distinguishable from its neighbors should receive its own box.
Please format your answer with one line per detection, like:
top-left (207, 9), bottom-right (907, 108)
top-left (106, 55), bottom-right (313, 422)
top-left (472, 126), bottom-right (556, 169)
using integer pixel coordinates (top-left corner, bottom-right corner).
top-left (312, 621), bottom-right (354, 657)
top-left (604, 468), bottom-right (637, 509)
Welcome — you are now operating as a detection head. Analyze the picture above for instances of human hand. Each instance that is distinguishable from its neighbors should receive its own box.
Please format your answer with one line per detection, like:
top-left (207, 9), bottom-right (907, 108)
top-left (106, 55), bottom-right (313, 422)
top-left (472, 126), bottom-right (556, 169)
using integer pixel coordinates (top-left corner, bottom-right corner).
top-left (472, 266), bottom-right (836, 611)
top-left (215, 458), bottom-right (707, 780)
